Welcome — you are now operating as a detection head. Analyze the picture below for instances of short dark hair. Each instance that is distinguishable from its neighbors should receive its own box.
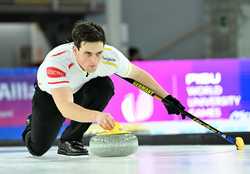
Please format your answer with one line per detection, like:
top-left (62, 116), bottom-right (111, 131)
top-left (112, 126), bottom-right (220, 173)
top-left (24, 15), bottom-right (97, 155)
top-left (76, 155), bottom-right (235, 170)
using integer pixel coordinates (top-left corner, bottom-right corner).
top-left (72, 21), bottom-right (106, 49)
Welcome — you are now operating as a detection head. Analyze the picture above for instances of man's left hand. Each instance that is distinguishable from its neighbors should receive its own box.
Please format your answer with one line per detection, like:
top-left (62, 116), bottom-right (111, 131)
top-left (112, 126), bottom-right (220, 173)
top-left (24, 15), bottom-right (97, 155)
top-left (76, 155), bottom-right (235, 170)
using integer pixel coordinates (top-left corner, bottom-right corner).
top-left (162, 95), bottom-right (186, 119)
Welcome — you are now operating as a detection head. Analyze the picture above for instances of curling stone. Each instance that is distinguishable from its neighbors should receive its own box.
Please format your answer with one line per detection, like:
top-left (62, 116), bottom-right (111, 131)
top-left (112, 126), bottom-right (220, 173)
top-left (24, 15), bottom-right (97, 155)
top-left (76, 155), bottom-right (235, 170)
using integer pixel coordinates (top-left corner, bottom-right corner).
top-left (89, 122), bottom-right (139, 157)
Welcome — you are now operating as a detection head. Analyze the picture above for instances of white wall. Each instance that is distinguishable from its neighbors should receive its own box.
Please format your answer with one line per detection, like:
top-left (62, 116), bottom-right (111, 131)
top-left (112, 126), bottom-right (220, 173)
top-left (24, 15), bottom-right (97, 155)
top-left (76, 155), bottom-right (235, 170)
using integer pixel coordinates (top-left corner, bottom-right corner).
top-left (0, 23), bottom-right (31, 67)
top-left (0, 23), bottom-right (51, 67)
top-left (30, 23), bottom-right (50, 64)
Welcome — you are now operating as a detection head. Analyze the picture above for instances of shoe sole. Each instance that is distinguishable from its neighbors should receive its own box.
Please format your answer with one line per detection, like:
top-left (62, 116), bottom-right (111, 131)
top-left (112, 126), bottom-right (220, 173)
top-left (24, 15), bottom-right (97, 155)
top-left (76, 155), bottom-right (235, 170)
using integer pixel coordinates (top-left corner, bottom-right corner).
top-left (57, 149), bottom-right (89, 156)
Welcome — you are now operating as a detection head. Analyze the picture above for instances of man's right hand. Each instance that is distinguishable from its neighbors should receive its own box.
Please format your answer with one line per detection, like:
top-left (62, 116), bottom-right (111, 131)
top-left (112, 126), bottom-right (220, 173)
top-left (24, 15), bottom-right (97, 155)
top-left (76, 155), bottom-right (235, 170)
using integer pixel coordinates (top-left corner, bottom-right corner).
top-left (95, 112), bottom-right (115, 130)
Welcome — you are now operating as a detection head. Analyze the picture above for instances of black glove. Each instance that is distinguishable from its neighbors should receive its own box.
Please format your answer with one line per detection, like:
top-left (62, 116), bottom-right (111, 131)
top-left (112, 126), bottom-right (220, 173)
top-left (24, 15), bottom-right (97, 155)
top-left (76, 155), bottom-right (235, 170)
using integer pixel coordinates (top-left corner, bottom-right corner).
top-left (162, 95), bottom-right (186, 119)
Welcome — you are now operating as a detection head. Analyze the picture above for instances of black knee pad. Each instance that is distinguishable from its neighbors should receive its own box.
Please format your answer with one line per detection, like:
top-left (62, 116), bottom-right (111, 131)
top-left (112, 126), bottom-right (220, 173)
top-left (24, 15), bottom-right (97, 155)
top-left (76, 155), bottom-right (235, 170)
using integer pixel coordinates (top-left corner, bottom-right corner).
top-left (86, 76), bottom-right (115, 100)
top-left (74, 76), bottom-right (115, 111)
top-left (98, 76), bottom-right (115, 97)
top-left (28, 143), bottom-right (51, 157)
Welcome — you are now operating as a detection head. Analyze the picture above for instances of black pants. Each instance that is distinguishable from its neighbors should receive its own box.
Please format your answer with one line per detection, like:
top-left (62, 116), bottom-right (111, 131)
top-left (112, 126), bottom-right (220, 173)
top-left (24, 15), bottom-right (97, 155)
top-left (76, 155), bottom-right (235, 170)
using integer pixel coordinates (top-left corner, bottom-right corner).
top-left (26, 76), bottom-right (114, 156)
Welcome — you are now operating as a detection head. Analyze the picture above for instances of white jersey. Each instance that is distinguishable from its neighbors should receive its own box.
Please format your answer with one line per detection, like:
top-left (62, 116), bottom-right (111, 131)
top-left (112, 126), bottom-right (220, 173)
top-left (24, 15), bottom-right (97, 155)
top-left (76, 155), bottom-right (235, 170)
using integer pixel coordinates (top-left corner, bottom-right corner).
top-left (37, 42), bottom-right (132, 94)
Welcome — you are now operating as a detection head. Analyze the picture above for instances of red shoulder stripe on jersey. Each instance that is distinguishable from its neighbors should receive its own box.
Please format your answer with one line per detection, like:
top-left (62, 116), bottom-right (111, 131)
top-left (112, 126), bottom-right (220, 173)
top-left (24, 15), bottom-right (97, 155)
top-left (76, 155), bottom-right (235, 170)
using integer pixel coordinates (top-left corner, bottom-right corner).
top-left (47, 67), bottom-right (66, 78)
top-left (51, 51), bottom-right (66, 57)
top-left (68, 63), bottom-right (74, 69)
top-left (48, 81), bottom-right (69, 84)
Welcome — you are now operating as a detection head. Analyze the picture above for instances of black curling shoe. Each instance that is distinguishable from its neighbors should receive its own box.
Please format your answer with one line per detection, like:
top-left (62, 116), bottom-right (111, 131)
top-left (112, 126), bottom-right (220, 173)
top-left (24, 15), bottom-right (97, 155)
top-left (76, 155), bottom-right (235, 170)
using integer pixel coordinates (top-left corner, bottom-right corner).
top-left (57, 140), bottom-right (89, 156)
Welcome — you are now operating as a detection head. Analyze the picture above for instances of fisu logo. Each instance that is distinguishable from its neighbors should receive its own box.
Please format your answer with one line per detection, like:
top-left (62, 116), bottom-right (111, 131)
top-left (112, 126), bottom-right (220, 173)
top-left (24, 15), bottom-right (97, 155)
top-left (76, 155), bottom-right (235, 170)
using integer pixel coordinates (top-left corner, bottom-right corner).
top-left (121, 90), bottom-right (154, 122)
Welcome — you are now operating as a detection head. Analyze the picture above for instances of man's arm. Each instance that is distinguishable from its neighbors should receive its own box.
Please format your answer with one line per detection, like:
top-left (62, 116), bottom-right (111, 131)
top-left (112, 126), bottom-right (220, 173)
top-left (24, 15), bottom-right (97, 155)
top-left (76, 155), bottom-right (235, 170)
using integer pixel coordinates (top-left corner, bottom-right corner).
top-left (126, 64), bottom-right (169, 98)
top-left (126, 64), bottom-right (185, 117)
top-left (51, 87), bottom-right (115, 130)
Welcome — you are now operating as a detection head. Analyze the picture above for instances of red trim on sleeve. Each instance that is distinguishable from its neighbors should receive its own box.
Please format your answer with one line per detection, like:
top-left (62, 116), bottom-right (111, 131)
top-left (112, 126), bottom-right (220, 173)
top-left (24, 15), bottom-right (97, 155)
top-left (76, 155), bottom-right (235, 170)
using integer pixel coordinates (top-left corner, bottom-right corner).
top-left (48, 81), bottom-right (69, 84)
top-left (51, 51), bottom-right (66, 57)
top-left (47, 67), bottom-right (66, 78)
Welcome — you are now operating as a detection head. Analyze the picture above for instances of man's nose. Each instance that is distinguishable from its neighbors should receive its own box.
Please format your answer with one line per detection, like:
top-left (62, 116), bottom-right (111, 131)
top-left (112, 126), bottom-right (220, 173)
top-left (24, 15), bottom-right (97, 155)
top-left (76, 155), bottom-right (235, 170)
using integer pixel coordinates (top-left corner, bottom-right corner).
top-left (91, 55), bottom-right (100, 64)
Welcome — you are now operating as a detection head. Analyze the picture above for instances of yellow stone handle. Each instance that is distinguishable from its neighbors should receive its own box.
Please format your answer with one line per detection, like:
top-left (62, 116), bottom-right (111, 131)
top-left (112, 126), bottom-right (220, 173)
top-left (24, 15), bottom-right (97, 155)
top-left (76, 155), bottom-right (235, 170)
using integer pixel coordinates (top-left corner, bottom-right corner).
top-left (97, 122), bottom-right (129, 135)
top-left (112, 122), bottom-right (122, 131)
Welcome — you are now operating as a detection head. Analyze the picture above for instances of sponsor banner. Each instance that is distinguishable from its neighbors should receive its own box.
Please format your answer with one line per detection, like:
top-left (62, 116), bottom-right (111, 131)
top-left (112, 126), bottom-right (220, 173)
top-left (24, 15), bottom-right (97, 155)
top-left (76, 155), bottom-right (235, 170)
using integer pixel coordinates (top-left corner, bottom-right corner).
top-left (104, 58), bottom-right (250, 131)
top-left (0, 68), bottom-right (36, 127)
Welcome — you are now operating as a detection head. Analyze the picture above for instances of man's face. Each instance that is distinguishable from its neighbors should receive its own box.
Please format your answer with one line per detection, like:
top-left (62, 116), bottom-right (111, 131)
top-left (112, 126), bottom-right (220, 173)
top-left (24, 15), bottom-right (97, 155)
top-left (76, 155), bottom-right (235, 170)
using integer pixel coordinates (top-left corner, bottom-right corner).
top-left (73, 41), bottom-right (104, 73)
